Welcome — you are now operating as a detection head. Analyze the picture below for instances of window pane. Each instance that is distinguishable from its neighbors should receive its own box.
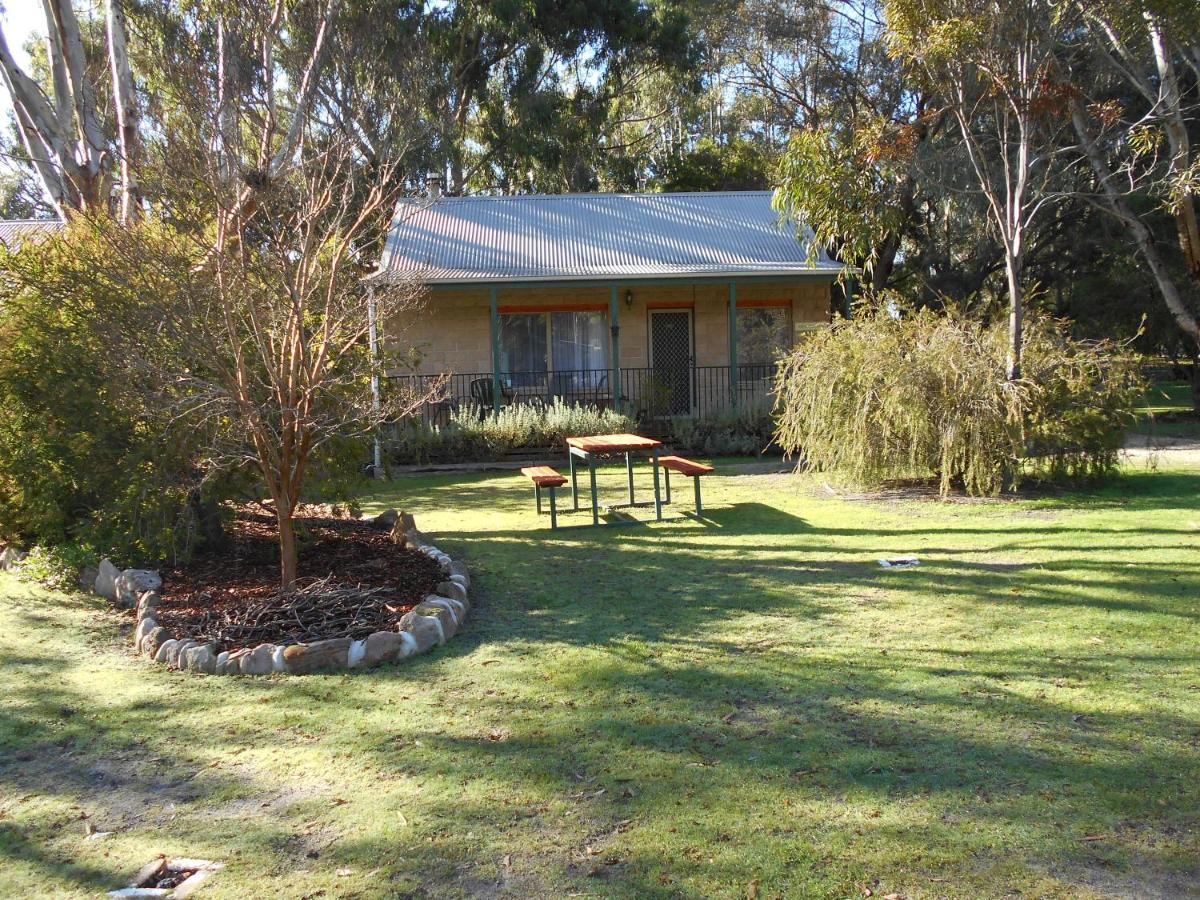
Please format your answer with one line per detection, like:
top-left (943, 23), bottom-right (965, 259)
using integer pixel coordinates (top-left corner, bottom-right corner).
top-left (498, 314), bottom-right (546, 387)
top-left (736, 307), bottom-right (791, 368)
top-left (551, 311), bottom-right (609, 390)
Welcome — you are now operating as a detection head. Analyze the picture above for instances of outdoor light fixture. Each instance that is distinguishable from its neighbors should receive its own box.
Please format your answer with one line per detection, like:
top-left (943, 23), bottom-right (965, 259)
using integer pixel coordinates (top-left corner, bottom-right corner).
top-left (625, 289), bottom-right (634, 309)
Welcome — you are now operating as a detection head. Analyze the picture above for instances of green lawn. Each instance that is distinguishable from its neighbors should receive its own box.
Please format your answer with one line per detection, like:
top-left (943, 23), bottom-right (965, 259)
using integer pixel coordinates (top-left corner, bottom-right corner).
top-left (1133, 380), bottom-right (1200, 441)
top-left (2, 461), bottom-right (1198, 898)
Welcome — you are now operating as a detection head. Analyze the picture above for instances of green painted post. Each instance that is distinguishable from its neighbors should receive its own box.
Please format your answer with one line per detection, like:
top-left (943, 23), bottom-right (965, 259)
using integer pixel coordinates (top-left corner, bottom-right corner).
top-left (728, 281), bottom-right (739, 410)
top-left (489, 286), bottom-right (501, 414)
top-left (609, 284), bottom-right (621, 413)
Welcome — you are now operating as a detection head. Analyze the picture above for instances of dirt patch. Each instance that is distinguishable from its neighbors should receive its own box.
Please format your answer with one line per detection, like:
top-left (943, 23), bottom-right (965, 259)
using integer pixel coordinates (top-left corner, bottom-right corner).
top-left (154, 509), bottom-right (443, 651)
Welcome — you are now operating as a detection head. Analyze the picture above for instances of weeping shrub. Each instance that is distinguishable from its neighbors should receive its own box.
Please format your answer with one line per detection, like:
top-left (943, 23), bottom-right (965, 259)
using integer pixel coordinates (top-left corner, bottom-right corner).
top-left (773, 309), bottom-right (1144, 495)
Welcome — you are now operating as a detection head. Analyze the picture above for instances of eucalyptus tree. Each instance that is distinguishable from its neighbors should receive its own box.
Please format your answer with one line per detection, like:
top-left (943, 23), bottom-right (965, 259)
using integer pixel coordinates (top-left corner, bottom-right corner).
top-left (885, 0), bottom-right (1080, 381)
top-left (1069, 0), bottom-right (1200, 406)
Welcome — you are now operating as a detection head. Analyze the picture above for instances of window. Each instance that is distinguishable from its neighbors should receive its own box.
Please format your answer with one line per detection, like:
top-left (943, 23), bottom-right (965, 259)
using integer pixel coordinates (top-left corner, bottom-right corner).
top-left (551, 311), bottom-right (608, 389)
top-left (736, 307), bottom-right (791, 368)
top-left (498, 310), bottom-right (610, 391)
top-left (498, 314), bottom-right (547, 386)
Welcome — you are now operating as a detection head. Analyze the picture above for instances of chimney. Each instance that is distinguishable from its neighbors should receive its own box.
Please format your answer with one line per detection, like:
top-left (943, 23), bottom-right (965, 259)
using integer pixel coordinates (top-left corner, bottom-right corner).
top-left (428, 174), bottom-right (443, 199)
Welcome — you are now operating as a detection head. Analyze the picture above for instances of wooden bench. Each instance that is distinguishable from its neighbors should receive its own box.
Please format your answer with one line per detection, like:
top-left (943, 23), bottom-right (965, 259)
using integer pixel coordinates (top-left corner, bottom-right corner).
top-left (520, 466), bottom-right (568, 529)
top-left (654, 456), bottom-right (715, 515)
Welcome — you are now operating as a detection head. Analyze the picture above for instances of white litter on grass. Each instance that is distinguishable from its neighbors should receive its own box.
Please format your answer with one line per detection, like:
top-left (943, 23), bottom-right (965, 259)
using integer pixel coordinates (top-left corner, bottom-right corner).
top-left (878, 557), bottom-right (920, 569)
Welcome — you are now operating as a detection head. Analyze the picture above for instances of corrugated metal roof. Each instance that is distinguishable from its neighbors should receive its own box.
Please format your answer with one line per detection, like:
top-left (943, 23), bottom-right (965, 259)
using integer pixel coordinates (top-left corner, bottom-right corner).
top-left (0, 219), bottom-right (64, 251)
top-left (375, 191), bottom-right (840, 284)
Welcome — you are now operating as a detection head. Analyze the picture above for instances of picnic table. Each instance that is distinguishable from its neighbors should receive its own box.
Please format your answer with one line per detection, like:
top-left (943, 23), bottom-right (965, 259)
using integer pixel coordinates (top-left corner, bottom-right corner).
top-left (566, 433), bottom-right (664, 526)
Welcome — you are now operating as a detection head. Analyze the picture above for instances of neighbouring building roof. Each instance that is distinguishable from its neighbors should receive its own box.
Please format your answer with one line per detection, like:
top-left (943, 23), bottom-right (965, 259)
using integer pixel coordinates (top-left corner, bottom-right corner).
top-left (0, 219), bottom-right (65, 251)
top-left (375, 191), bottom-right (841, 285)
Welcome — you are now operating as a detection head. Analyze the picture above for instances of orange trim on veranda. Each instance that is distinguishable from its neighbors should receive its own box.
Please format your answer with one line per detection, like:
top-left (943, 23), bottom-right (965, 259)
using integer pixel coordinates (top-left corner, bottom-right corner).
top-left (736, 298), bottom-right (792, 308)
top-left (644, 300), bottom-right (695, 309)
top-left (497, 303), bottom-right (608, 314)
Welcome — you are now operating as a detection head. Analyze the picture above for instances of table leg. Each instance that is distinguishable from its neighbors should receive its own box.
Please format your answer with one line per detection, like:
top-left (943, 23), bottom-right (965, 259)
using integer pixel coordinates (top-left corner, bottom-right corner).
top-left (588, 454), bottom-right (599, 526)
top-left (569, 450), bottom-right (578, 511)
top-left (626, 451), bottom-right (635, 505)
top-left (652, 447), bottom-right (663, 520)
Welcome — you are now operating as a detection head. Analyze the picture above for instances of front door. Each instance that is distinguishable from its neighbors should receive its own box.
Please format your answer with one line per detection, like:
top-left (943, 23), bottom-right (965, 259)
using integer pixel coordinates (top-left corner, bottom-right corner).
top-left (649, 309), bottom-right (693, 415)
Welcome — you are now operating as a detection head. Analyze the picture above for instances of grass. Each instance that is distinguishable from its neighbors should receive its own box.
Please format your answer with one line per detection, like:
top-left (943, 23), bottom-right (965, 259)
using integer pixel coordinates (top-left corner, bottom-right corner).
top-left (1, 459), bottom-right (1199, 898)
top-left (1132, 380), bottom-right (1200, 441)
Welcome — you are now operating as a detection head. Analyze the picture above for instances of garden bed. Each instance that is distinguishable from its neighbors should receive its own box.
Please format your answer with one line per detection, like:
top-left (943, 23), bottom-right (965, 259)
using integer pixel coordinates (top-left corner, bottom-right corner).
top-left (154, 508), bottom-right (444, 652)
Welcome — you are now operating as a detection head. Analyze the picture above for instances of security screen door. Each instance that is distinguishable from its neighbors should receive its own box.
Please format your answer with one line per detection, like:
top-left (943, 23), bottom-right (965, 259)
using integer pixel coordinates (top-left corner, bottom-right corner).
top-left (649, 309), bottom-right (693, 415)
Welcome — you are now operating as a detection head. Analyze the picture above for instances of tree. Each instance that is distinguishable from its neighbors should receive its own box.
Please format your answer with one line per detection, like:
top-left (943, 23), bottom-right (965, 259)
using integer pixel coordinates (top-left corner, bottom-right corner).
top-left (886, 0), bottom-right (1077, 380)
top-left (0, 0), bottom-right (120, 217)
top-left (1069, 0), bottom-right (1200, 408)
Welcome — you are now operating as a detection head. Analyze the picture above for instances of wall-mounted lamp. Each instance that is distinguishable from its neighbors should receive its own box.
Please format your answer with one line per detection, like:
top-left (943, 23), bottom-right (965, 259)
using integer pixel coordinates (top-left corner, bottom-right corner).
top-left (624, 289), bottom-right (634, 309)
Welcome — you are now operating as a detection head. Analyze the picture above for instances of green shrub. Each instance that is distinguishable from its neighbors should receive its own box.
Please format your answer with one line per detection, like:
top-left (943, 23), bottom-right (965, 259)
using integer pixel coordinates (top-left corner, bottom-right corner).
top-left (13, 543), bottom-right (96, 593)
top-left (0, 223), bottom-right (233, 564)
top-left (669, 406), bottom-right (777, 457)
top-left (385, 399), bottom-right (635, 464)
top-left (773, 309), bottom-right (1145, 495)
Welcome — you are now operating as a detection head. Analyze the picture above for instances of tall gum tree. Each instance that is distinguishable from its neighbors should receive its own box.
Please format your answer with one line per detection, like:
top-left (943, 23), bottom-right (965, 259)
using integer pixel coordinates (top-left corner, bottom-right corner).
top-left (886, 0), bottom-right (1078, 381)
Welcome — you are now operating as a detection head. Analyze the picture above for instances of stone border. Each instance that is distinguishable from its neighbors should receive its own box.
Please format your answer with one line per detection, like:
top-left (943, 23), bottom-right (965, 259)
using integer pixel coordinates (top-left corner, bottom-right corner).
top-left (124, 510), bottom-right (471, 676)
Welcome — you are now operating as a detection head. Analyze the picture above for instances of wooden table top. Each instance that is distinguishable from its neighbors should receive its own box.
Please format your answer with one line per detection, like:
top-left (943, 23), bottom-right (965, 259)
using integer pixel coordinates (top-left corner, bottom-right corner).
top-left (567, 433), bottom-right (663, 454)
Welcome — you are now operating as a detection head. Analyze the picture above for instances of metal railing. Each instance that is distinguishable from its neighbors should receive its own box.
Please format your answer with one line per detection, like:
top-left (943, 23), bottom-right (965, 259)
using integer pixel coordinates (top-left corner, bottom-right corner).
top-left (388, 365), bottom-right (781, 426)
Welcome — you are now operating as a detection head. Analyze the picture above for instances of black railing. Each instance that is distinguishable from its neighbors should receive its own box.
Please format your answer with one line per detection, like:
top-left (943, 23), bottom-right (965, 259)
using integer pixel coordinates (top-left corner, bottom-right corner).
top-left (388, 365), bottom-right (781, 426)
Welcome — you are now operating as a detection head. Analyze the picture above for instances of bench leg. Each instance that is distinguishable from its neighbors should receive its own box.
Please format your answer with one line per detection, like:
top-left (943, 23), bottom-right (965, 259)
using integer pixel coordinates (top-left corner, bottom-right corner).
top-left (569, 451), bottom-right (579, 511)
top-left (626, 451), bottom-right (635, 505)
top-left (652, 447), bottom-right (662, 521)
top-left (549, 486), bottom-right (558, 529)
top-left (694, 475), bottom-right (702, 516)
top-left (535, 483), bottom-right (542, 515)
top-left (588, 455), bottom-right (599, 526)
top-left (664, 466), bottom-right (671, 504)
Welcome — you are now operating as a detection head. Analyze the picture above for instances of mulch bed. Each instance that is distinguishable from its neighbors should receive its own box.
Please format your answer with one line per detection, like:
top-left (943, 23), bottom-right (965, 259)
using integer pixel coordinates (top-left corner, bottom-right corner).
top-left (154, 508), bottom-right (443, 652)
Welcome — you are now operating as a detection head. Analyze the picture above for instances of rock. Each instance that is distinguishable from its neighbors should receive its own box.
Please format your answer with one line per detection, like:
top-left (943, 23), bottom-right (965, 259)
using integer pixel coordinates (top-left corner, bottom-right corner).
top-left (115, 569), bottom-right (162, 608)
top-left (0, 545), bottom-right (26, 571)
top-left (374, 508), bottom-right (399, 528)
top-left (220, 649), bottom-right (249, 675)
top-left (238, 643), bottom-right (275, 675)
top-left (94, 559), bottom-right (120, 600)
top-left (448, 560), bottom-right (470, 585)
top-left (136, 591), bottom-right (161, 620)
top-left (282, 638), bottom-right (351, 674)
top-left (427, 595), bottom-right (466, 624)
top-left (153, 639), bottom-right (179, 664)
top-left (141, 626), bottom-right (170, 657)
top-left (389, 521), bottom-right (408, 548)
top-left (78, 565), bottom-right (99, 592)
top-left (184, 643), bottom-right (217, 674)
top-left (400, 610), bottom-right (444, 652)
top-left (414, 601), bottom-right (457, 639)
top-left (396, 631), bottom-right (418, 659)
top-left (170, 639), bottom-right (198, 668)
top-left (134, 617), bottom-right (157, 647)
top-left (435, 580), bottom-right (469, 606)
top-left (361, 631), bottom-right (403, 667)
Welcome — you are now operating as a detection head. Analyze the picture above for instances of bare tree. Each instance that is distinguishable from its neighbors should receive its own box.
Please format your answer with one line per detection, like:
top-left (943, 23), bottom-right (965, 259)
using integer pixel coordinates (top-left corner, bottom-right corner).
top-left (97, 137), bottom-right (436, 589)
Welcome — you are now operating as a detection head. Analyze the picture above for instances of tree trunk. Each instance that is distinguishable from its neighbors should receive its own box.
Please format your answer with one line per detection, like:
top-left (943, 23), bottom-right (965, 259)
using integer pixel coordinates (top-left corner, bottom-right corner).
top-left (277, 506), bottom-right (298, 591)
top-left (1004, 252), bottom-right (1023, 381)
top-left (105, 0), bottom-right (141, 223)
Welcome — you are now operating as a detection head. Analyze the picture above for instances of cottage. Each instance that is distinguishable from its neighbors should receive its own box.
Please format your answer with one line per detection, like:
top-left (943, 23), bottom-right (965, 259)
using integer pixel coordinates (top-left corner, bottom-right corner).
top-left (374, 189), bottom-right (842, 420)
